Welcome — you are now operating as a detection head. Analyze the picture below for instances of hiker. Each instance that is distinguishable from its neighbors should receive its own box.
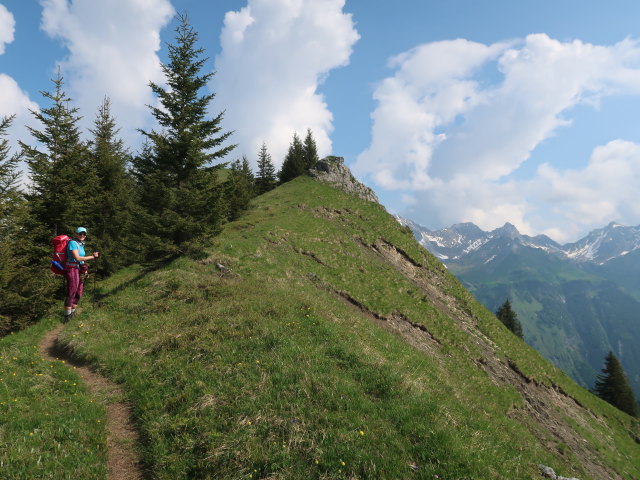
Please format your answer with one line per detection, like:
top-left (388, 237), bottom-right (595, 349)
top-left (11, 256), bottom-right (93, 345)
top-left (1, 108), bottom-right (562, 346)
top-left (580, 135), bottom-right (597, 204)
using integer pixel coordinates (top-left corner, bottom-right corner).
top-left (64, 227), bottom-right (99, 322)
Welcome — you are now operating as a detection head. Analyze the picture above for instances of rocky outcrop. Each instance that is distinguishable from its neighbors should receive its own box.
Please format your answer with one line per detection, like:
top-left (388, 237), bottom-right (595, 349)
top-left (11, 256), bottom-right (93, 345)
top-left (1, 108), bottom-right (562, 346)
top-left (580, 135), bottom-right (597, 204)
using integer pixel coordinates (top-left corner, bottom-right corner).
top-left (308, 156), bottom-right (379, 203)
top-left (538, 464), bottom-right (581, 480)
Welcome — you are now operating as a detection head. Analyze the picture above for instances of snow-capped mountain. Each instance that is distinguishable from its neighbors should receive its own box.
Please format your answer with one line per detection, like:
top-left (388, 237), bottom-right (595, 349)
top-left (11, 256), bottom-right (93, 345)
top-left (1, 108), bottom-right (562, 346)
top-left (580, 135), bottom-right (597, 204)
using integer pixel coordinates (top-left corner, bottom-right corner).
top-left (563, 222), bottom-right (640, 264)
top-left (397, 217), bottom-right (640, 266)
top-left (396, 215), bottom-right (640, 398)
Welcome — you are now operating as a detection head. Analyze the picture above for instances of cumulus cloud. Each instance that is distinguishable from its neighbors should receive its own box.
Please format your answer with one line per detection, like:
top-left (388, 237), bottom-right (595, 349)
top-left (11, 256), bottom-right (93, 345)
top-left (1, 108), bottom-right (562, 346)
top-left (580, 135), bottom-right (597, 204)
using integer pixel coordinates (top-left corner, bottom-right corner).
top-left (0, 74), bottom-right (40, 155)
top-left (356, 34), bottom-right (640, 241)
top-left (531, 140), bottom-right (640, 239)
top-left (0, 3), bottom-right (15, 55)
top-left (0, 5), bottom-right (38, 155)
top-left (39, 0), bottom-right (174, 146)
top-left (212, 0), bottom-right (359, 166)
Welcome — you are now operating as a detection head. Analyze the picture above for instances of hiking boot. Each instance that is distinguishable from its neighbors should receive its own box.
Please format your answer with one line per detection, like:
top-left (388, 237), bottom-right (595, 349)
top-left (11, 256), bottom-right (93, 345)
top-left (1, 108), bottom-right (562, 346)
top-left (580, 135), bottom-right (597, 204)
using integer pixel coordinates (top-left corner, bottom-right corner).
top-left (63, 311), bottom-right (74, 323)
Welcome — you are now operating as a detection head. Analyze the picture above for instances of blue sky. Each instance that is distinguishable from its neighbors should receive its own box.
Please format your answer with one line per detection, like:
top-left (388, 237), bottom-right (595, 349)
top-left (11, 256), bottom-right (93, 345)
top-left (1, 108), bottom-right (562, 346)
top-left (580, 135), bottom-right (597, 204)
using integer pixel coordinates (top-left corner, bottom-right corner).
top-left (2, 1), bottom-right (640, 242)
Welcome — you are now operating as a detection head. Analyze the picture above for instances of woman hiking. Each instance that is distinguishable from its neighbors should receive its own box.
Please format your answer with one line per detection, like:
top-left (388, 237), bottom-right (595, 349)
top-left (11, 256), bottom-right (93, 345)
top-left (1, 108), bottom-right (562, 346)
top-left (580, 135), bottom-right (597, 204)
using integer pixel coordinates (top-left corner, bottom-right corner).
top-left (64, 227), bottom-right (99, 322)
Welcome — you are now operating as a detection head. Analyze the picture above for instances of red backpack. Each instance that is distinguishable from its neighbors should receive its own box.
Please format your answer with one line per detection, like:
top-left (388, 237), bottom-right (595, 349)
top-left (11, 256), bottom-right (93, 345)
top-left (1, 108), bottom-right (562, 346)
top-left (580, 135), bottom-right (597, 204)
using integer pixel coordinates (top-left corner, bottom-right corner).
top-left (51, 235), bottom-right (71, 275)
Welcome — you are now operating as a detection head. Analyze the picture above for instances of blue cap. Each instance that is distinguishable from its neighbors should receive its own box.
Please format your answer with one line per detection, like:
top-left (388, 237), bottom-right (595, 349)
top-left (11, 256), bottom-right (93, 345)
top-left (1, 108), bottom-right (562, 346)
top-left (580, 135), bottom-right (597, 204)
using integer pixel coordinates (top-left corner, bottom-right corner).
top-left (76, 227), bottom-right (87, 234)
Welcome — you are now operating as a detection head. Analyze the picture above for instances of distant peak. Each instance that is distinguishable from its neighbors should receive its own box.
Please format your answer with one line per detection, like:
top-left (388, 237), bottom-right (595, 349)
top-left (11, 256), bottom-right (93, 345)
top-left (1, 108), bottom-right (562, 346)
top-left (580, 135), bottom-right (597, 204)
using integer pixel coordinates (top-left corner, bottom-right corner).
top-left (442, 223), bottom-right (485, 240)
top-left (493, 222), bottom-right (520, 238)
top-left (455, 222), bottom-right (478, 227)
top-left (450, 222), bottom-right (483, 232)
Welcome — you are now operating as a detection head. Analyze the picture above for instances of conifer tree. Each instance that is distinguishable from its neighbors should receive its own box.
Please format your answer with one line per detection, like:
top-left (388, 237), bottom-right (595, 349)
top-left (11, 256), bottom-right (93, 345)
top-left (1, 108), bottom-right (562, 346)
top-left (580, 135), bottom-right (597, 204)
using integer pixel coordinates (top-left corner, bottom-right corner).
top-left (136, 13), bottom-right (235, 256)
top-left (594, 351), bottom-right (638, 416)
top-left (224, 155), bottom-right (255, 221)
top-left (495, 299), bottom-right (524, 339)
top-left (20, 71), bottom-right (95, 240)
top-left (0, 115), bottom-right (24, 332)
top-left (278, 132), bottom-right (305, 183)
top-left (0, 116), bottom-right (50, 333)
top-left (302, 128), bottom-right (319, 169)
top-left (87, 97), bottom-right (137, 273)
top-left (17, 73), bottom-right (96, 328)
top-left (0, 116), bottom-right (19, 194)
top-left (255, 142), bottom-right (277, 194)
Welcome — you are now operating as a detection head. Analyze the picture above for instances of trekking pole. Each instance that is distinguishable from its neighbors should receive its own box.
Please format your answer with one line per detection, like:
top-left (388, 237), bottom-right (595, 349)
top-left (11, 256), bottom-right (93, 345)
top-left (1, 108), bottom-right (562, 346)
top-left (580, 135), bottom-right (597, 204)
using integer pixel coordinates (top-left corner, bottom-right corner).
top-left (93, 256), bottom-right (98, 305)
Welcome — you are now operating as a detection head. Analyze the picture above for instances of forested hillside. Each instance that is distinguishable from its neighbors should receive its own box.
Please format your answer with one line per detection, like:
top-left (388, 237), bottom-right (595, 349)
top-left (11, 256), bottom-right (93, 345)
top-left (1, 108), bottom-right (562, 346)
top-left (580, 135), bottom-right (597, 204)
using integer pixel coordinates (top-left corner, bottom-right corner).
top-left (0, 14), bottom-right (306, 335)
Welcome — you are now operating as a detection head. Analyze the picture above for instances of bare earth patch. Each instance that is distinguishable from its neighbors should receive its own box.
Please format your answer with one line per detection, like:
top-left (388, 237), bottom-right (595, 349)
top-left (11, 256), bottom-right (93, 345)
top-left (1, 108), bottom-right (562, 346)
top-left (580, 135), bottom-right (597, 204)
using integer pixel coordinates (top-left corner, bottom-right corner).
top-left (39, 324), bottom-right (143, 480)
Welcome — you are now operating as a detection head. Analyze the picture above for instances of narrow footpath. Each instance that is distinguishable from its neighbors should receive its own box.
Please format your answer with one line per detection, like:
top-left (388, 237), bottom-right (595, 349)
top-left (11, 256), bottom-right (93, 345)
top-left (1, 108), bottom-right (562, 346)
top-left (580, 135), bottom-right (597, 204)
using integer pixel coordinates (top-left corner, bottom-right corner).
top-left (39, 324), bottom-right (143, 480)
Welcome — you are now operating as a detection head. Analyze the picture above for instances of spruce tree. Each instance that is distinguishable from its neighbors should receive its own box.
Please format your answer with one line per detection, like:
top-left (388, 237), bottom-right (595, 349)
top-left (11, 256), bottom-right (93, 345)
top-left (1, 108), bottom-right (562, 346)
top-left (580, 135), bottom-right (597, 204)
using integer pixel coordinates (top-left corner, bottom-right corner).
top-left (255, 142), bottom-right (277, 194)
top-left (224, 155), bottom-right (255, 221)
top-left (0, 115), bottom-right (19, 194)
top-left (0, 115), bottom-right (24, 333)
top-left (495, 299), bottom-right (524, 339)
top-left (136, 13), bottom-right (235, 256)
top-left (18, 72), bottom-right (96, 328)
top-left (87, 97), bottom-right (137, 273)
top-left (302, 128), bottom-right (319, 169)
top-left (20, 71), bottom-right (96, 240)
top-left (278, 132), bottom-right (305, 183)
top-left (594, 351), bottom-right (638, 416)
top-left (0, 116), bottom-right (51, 333)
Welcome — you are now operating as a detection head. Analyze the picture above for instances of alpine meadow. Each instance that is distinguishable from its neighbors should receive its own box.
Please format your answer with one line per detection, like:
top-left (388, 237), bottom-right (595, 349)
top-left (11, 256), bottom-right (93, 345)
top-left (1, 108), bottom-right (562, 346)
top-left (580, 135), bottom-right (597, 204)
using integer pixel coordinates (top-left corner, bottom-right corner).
top-left (1, 6), bottom-right (640, 480)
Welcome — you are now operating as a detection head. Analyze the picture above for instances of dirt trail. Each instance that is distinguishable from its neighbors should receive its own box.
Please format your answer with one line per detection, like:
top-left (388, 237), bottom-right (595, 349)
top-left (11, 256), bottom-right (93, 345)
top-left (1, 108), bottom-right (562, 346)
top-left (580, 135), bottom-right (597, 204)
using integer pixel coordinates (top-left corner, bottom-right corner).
top-left (39, 324), bottom-right (143, 480)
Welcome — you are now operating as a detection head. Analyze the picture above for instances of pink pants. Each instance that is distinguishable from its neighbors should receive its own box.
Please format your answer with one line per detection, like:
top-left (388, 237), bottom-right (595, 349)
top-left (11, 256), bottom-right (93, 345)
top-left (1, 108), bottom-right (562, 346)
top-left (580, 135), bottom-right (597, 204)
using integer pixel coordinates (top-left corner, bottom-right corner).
top-left (64, 267), bottom-right (83, 308)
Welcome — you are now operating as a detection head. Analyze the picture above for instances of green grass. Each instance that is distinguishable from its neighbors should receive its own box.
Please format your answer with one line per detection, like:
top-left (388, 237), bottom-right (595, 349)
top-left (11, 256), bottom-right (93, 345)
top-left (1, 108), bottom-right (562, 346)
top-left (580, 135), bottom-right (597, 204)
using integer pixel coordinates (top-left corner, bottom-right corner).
top-left (0, 317), bottom-right (107, 479)
top-left (2, 177), bottom-right (639, 479)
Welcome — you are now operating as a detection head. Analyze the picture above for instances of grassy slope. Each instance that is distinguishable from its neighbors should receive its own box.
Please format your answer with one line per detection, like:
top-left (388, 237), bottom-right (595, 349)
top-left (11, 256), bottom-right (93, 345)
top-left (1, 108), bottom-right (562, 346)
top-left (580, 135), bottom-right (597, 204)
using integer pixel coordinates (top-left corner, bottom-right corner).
top-left (0, 318), bottom-right (106, 479)
top-left (3, 177), bottom-right (638, 479)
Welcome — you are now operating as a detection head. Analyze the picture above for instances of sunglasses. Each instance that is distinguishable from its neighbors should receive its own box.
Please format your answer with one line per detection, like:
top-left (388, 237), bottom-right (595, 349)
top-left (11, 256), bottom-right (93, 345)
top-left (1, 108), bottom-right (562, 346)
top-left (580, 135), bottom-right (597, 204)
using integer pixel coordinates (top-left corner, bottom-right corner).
top-left (78, 232), bottom-right (87, 236)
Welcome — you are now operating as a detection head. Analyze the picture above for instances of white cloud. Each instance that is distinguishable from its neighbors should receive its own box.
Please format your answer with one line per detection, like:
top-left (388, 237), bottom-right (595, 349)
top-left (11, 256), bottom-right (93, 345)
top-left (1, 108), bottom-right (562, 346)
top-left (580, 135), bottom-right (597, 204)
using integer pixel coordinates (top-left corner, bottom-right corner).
top-left (357, 34), bottom-right (640, 241)
top-left (0, 74), bottom-right (40, 153)
top-left (357, 39), bottom-right (508, 190)
top-left (532, 140), bottom-right (640, 239)
top-left (0, 6), bottom-right (38, 156)
top-left (39, 0), bottom-right (174, 147)
top-left (212, 0), bottom-right (359, 166)
top-left (0, 3), bottom-right (15, 55)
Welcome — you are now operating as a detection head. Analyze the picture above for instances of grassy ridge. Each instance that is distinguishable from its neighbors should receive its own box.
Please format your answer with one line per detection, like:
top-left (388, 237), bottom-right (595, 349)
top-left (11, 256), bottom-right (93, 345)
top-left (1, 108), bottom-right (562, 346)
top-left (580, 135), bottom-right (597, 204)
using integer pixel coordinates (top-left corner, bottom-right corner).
top-left (2, 177), bottom-right (639, 478)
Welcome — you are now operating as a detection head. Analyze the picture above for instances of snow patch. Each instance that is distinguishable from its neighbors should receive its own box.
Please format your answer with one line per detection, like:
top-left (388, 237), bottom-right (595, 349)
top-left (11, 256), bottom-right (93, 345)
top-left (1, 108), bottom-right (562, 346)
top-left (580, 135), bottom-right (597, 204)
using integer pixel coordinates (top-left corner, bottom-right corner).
top-left (463, 238), bottom-right (488, 254)
top-left (484, 254), bottom-right (496, 264)
top-left (422, 233), bottom-right (446, 248)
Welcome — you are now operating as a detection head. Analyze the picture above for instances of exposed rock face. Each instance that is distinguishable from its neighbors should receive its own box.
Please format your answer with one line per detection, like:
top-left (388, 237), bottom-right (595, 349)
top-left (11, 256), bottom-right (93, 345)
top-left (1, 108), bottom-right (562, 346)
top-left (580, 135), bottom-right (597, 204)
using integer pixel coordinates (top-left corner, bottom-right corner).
top-left (308, 156), bottom-right (379, 203)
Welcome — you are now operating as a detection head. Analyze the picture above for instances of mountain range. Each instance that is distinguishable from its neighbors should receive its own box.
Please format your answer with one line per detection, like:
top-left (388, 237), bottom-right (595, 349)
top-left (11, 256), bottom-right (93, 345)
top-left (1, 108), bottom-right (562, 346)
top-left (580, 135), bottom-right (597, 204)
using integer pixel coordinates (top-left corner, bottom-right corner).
top-left (397, 217), bottom-right (640, 399)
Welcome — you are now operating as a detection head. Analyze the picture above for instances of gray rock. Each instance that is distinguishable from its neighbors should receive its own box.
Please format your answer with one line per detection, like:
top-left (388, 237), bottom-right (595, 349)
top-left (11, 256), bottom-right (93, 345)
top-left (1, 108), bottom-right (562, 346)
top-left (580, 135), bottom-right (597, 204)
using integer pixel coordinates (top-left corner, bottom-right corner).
top-left (538, 465), bottom-right (557, 479)
top-left (538, 464), bottom-right (581, 480)
top-left (308, 156), bottom-right (379, 203)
